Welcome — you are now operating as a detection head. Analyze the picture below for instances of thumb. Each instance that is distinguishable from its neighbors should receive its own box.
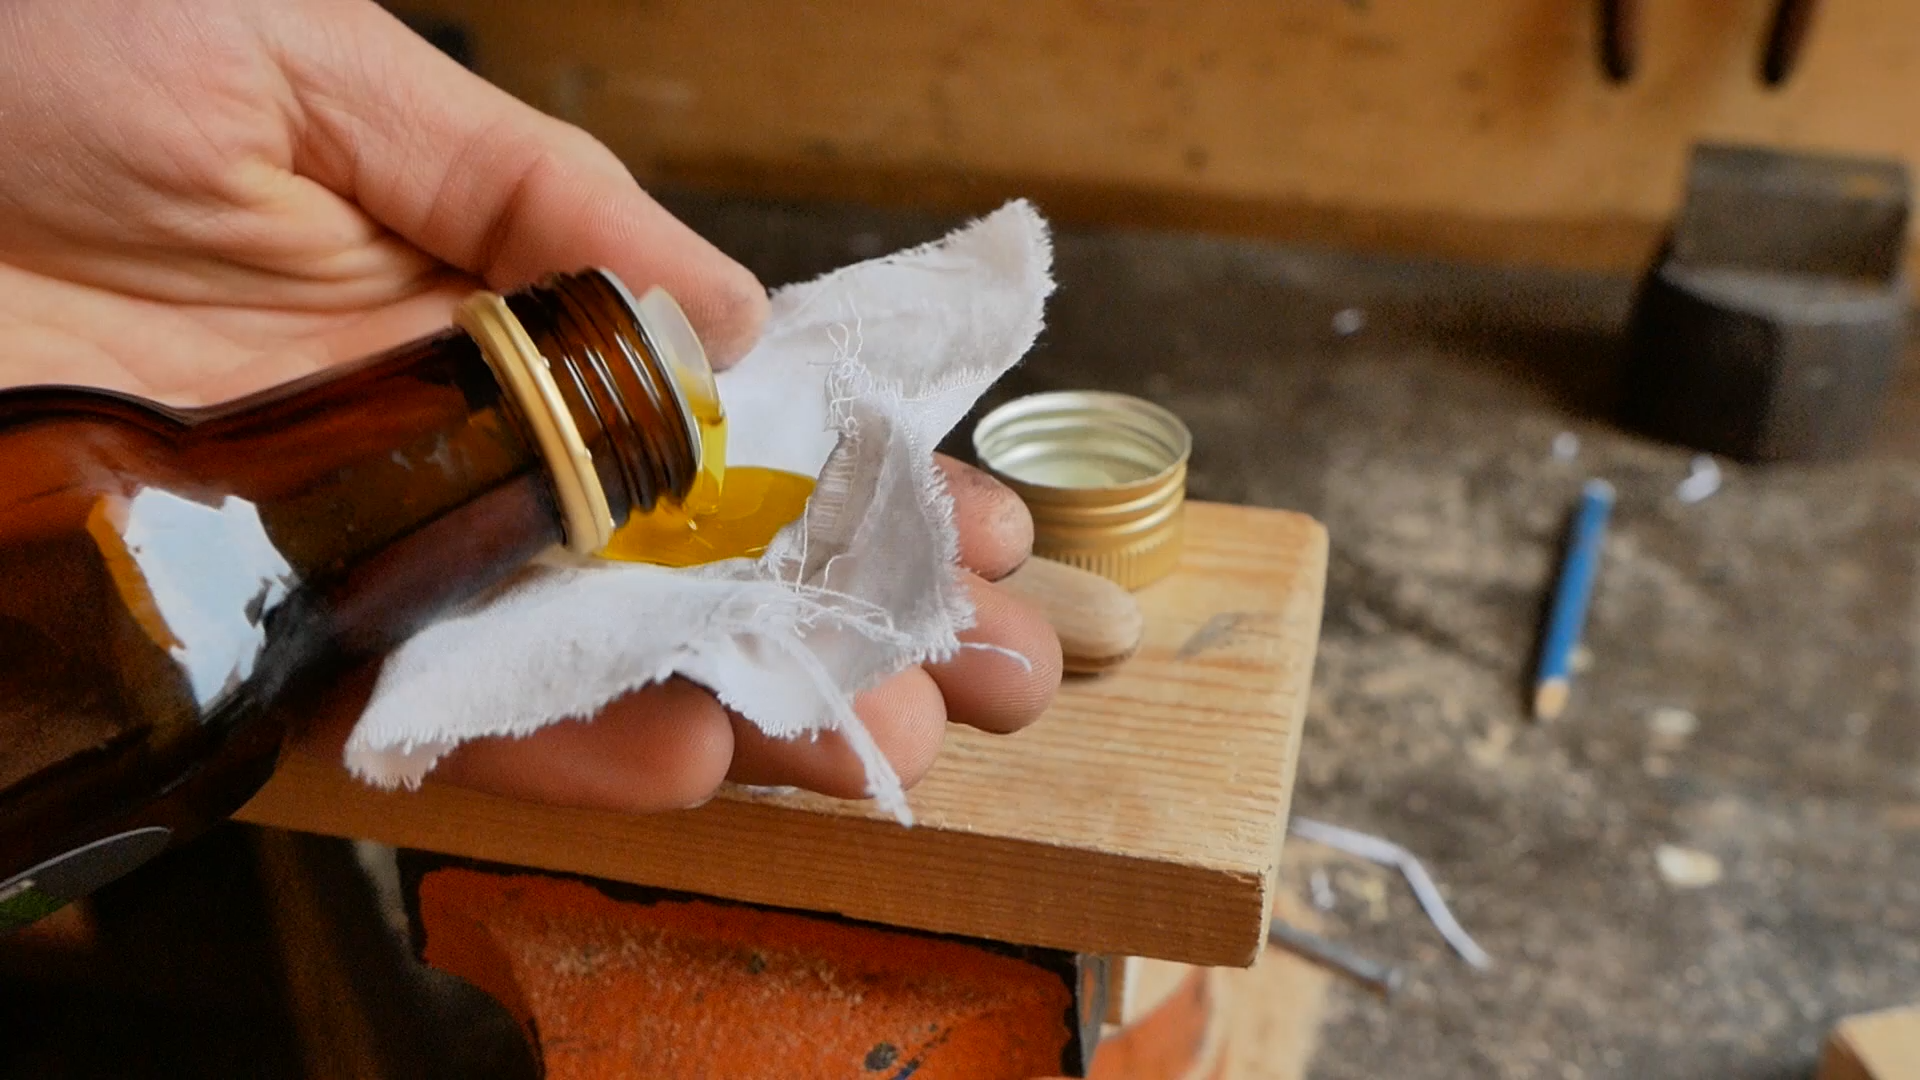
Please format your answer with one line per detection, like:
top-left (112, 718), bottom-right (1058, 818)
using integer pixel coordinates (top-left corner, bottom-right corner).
top-left (270, 0), bottom-right (768, 365)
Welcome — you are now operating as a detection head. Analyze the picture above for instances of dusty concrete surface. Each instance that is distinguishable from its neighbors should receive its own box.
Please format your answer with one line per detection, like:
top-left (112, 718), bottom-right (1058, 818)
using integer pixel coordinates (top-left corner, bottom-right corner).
top-left (666, 192), bottom-right (1920, 1080)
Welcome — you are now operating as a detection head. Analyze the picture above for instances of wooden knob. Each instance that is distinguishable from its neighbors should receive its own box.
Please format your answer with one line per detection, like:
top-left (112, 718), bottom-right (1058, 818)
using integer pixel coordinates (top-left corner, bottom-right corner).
top-left (999, 557), bottom-right (1146, 674)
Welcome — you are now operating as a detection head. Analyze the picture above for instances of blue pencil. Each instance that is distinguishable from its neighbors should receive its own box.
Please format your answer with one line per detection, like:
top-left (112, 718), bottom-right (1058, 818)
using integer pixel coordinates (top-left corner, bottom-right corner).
top-left (1534, 479), bottom-right (1615, 721)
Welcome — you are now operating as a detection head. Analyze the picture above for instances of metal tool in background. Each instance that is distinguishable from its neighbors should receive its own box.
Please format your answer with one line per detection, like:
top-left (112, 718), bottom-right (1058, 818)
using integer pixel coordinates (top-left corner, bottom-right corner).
top-left (1599, 0), bottom-right (1822, 88)
top-left (1622, 142), bottom-right (1910, 463)
top-left (1269, 814), bottom-right (1504, 998)
top-left (1761, 0), bottom-right (1822, 87)
top-left (1266, 920), bottom-right (1404, 1000)
top-left (1290, 818), bottom-right (1494, 972)
top-left (1597, 0), bottom-right (1640, 84)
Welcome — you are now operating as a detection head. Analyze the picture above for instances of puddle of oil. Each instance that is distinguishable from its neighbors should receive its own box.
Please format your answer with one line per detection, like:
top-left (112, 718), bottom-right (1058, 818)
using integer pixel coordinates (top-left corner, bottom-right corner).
top-left (597, 379), bottom-right (814, 567)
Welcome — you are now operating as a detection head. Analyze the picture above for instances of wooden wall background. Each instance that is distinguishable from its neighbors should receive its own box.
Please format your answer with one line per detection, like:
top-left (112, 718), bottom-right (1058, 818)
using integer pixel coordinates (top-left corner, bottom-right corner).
top-left (404, 0), bottom-right (1920, 274)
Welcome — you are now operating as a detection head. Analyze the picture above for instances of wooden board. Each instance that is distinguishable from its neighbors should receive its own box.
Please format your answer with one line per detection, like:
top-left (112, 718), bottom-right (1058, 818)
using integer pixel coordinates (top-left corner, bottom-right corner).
top-left (237, 501), bottom-right (1327, 968)
top-left (403, 0), bottom-right (1920, 278)
top-left (1821, 1003), bottom-right (1920, 1080)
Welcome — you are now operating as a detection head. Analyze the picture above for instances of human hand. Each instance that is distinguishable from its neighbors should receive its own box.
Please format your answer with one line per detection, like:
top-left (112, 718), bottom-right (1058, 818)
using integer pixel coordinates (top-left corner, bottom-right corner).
top-left (0, 0), bottom-right (1062, 810)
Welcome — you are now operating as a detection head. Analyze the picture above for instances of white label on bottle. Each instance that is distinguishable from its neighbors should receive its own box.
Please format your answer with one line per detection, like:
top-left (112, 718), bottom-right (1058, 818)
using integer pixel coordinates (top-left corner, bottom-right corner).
top-left (121, 489), bottom-right (298, 707)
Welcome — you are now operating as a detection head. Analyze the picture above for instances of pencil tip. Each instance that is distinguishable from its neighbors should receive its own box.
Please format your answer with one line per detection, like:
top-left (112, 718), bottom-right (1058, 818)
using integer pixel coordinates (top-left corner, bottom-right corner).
top-left (1533, 679), bottom-right (1569, 721)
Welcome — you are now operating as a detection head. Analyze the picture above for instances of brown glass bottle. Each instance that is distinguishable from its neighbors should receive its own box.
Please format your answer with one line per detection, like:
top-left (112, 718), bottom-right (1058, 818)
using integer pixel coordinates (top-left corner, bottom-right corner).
top-left (0, 269), bottom-right (705, 930)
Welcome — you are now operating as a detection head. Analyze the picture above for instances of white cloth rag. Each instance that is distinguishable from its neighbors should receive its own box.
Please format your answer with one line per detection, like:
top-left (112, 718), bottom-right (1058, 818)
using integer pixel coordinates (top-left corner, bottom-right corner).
top-left (343, 200), bottom-right (1055, 823)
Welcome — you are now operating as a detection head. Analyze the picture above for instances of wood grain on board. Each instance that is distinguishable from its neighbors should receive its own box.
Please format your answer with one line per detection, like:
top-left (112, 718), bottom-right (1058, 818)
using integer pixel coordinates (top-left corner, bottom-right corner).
top-left (238, 501), bottom-right (1328, 968)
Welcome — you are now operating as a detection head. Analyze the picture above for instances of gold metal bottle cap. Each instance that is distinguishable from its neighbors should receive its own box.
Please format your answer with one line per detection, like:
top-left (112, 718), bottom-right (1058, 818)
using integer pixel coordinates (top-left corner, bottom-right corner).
top-left (972, 391), bottom-right (1193, 590)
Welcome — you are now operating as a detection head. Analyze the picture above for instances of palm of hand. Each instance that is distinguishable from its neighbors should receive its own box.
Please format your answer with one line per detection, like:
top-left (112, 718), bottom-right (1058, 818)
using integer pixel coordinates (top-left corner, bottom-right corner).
top-left (0, 9), bottom-right (451, 403)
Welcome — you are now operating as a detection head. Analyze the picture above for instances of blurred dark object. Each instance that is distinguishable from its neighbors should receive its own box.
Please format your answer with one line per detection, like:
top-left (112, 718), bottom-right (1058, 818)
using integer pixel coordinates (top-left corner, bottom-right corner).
top-left (1600, 0), bottom-right (1818, 89)
top-left (1622, 142), bottom-right (1910, 463)
top-left (1597, 0), bottom-right (1639, 84)
top-left (0, 824), bottom-right (529, 1080)
top-left (0, 825), bottom-right (306, 1079)
top-left (392, 9), bottom-right (474, 70)
top-left (1762, 0), bottom-right (1822, 88)
top-left (251, 830), bottom-right (535, 1080)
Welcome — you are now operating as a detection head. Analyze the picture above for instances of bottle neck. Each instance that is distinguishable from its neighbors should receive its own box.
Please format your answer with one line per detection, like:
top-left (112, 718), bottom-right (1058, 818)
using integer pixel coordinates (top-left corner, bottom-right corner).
top-left (504, 270), bottom-right (702, 528)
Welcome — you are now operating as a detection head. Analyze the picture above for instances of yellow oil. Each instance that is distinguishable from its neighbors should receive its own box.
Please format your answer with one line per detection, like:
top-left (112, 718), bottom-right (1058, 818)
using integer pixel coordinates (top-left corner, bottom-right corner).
top-left (598, 379), bottom-right (816, 567)
top-left (600, 465), bottom-right (815, 566)
top-left (679, 382), bottom-right (727, 518)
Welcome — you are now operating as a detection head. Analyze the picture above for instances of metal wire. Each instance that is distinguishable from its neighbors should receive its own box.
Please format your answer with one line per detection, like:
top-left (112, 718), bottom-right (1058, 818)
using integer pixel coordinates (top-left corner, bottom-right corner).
top-left (1289, 817), bottom-right (1494, 970)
